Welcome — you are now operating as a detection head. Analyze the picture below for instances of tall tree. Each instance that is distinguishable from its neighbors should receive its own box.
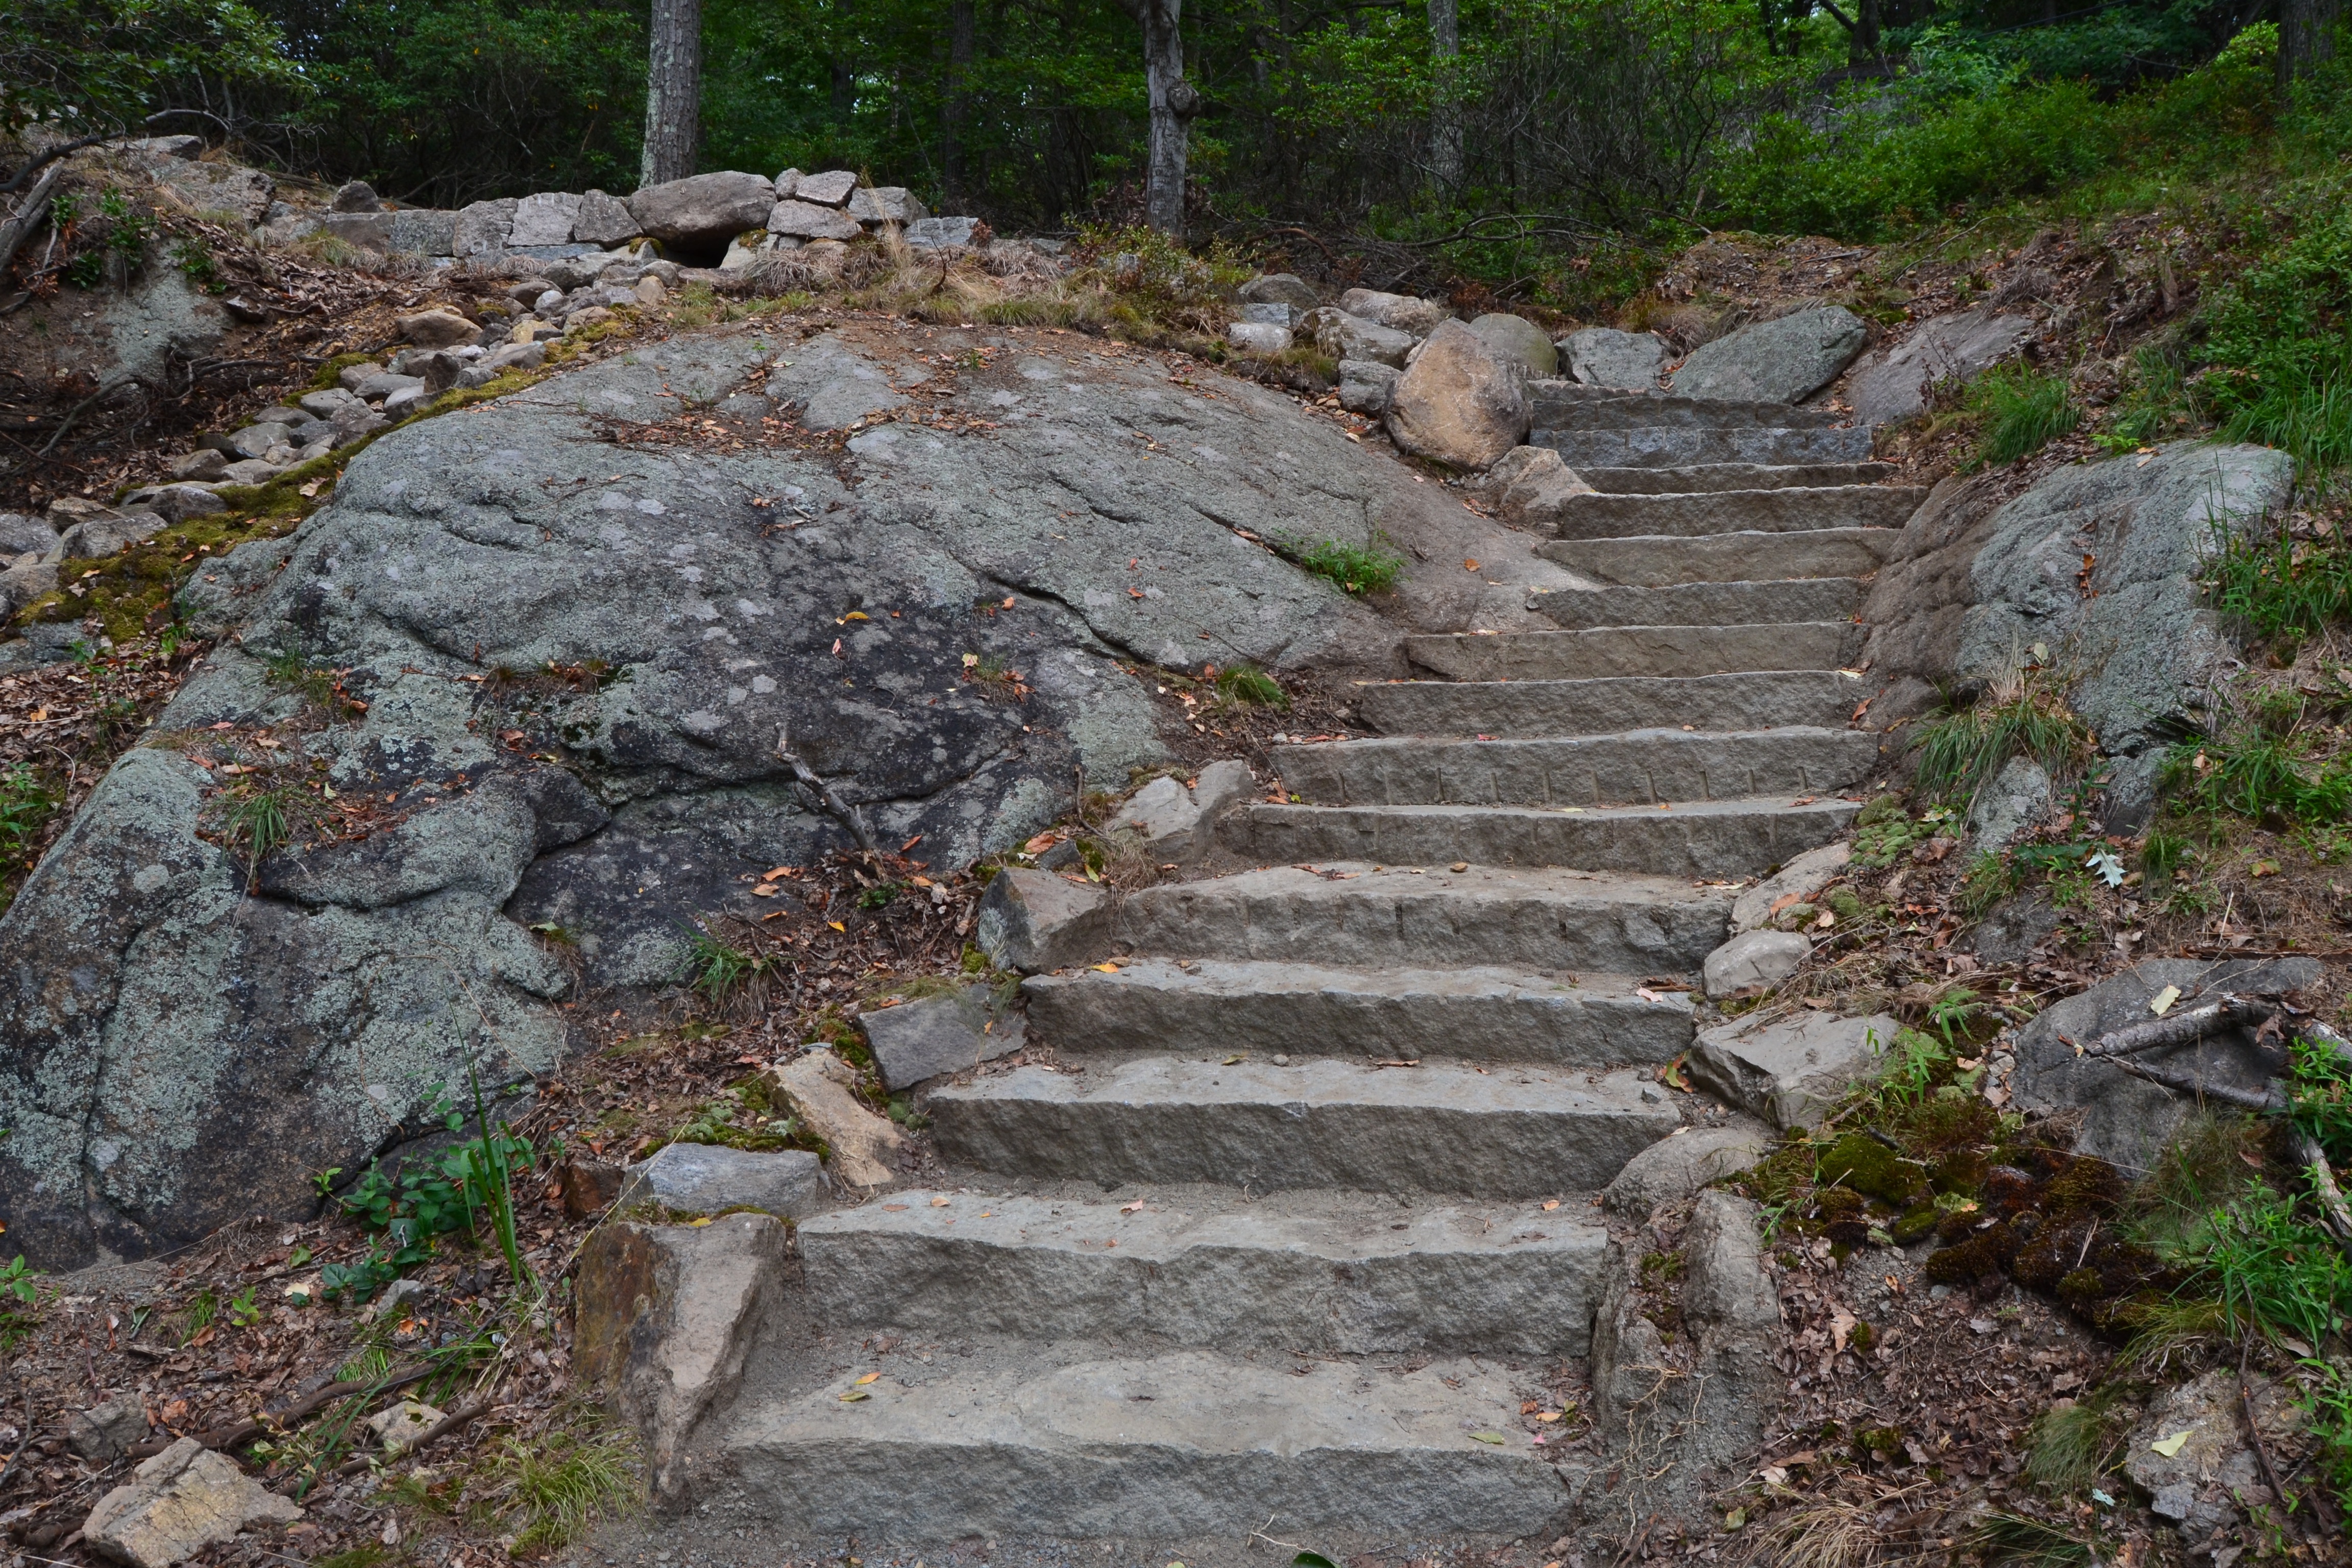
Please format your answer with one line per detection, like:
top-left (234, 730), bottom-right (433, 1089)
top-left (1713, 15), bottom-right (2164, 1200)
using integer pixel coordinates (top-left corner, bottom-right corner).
top-left (642, 0), bottom-right (701, 186)
top-left (1429, 0), bottom-right (1462, 191)
top-left (2280, 0), bottom-right (2342, 87)
top-left (1115, 0), bottom-right (1197, 233)
top-left (944, 0), bottom-right (974, 208)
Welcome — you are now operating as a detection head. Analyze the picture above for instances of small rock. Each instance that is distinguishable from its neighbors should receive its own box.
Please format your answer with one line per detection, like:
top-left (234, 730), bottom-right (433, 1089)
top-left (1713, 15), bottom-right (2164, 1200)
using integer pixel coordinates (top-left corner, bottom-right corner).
top-left (847, 186), bottom-right (928, 225)
top-left (1337, 287), bottom-right (1448, 337)
top-left (365, 1399), bottom-right (445, 1457)
top-left (1966, 754), bottom-right (2051, 852)
top-left (60, 510), bottom-right (166, 558)
top-left (229, 423), bottom-right (290, 460)
top-left (768, 200), bottom-right (863, 241)
top-left (1603, 1123), bottom-right (1771, 1218)
top-left (1239, 301), bottom-right (1296, 328)
top-left (1562, 327), bottom-right (1667, 390)
top-left (906, 216), bottom-right (984, 250)
top-left (1385, 318), bottom-right (1532, 471)
top-left (572, 189), bottom-right (642, 248)
top-left (382, 385), bottom-right (429, 417)
top-left (773, 168), bottom-right (803, 197)
top-left (396, 309), bottom-right (479, 350)
top-left (560, 1156), bottom-right (626, 1220)
top-left (860, 984), bottom-right (1026, 1091)
top-left (1700, 928), bottom-right (1811, 997)
top-left (328, 403), bottom-right (389, 447)
top-left (617, 1141), bottom-right (824, 1218)
top-left (1668, 305), bottom-right (1870, 404)
top-left (635, 275), bottom-right (668, 307)
top-left (1227, 321), bottom-right (1292, 354)
top-left (220, 458), bottom-right (281, 485)
top-left (1729, 842), bottom-right (1852, 935)
top-left (329, 180), bottom-right (380, 213)
top-left (1481, 444), bottom-right (1594, 530)
top-left (1239, 273), bottom-right (1319, 311)
top-left (296, 387), bottom-right (357, 419)
top-left (508, 191), bottom-right (584, 249)
top-left (67, 1398), bottom-right (149, 1462)
top-left (0, 558), bottom-right (58, 618)
top-left (83, 1437), bottom-right (302, 1568)
top-left (1111, 760), bottom-right (1253, 862)
top-left (1467, 313), bottom-right (1558, 378)
top-left (1337, 358), bottom-right (1399, 415)
top-left (792, 169), bottom-right (860, 207)
top-left (1847, 307), bottom-right (2035, 426)
top-left (1686, 1009), bottom-right (1899, 1130)
top-left (0, 513), bottom-right (56, 557)
top-left (336, 361), bottom-right (384, 393)
top-left (168, 448), bottom-right (230, 482)
top-left (1310, 310), bottom-right (1414, 369)
top-left (974, 866), bottom-right (1113, 972)
top-left (118, 485), bottom-right (225, 525)
top-left (764, 1050), bottom-right (902, 1187)
top-left (576, 1214), bottom-right (786, 1497)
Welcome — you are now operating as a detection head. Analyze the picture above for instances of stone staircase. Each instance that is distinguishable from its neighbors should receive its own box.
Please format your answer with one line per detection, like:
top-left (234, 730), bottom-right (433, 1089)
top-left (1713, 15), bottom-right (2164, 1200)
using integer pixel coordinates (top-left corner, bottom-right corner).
top-left (705, 389), bottom-right (1922, 1548)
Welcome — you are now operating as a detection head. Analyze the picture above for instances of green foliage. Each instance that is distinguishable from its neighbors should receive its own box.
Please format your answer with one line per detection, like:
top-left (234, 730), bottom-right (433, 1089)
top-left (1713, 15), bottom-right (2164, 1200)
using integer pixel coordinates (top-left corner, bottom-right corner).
top-left (480, 1429), bottom-right (639, 1551)
top-left (226, 1286), bottom-right (263, 1328)
top-left (1877, 1025), bottom-right (1950, 1109)
top-left (0, 764), bottom-right (58, 875)
top-left (220, 786), bottom-right (292, 889)
top-left (679, 924), bottom-right (790, 1011)
top-left (2184, 1182), bottom-right (2352, 1351)
top-left (1968, 363), bottom-right (2082, 465)
top-left (0, 0), bottom-right (300, 147)
top-left (1214, 663), bottom-right (1288, 709)
top-left (2286, 1035), bottom-right (2352, 1167)
top-left (2203, 529), bottom-right (2352, 652)
top-left (1294, 538), bottom-right (1403, 597)
top-left (2024, 1393), bottom-right (2125, 1494)
top-left (856, 881), bottom-right (901, 910)
top-left (328, 1076), bottom-right (536, 1298)
top-left (1911, 679), bottom-right (2094, 811)
top-left (2166, 724), bottom-right (2352, 828)
top-left (1957, 847), bottom-right (2018, 916)
top-left (0, 1256), bottom-right (41, 1307)
top-left (2199, 187), bottom-right (2352, 473)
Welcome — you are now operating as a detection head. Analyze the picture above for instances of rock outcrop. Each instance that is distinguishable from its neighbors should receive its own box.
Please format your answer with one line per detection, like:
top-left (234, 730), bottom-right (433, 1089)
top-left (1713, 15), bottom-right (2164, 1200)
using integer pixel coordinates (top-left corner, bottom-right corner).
top-left (1669, 306), bottom-right (1868, 403)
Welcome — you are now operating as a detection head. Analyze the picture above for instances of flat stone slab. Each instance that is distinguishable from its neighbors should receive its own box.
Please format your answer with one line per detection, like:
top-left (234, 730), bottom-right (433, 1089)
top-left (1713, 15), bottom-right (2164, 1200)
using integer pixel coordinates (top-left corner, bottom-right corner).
top-left (1356, 670), bottom-right (1865, 738)
top-left (858, 983), bottom-right (1025, 1090)
top-left (1111, 862), bottom-right (1731, 973)
top-left (1530, 578), bottom-right (1865, 628)
top-left (1540, 526), bottom-right (1906, 586)
top-left (619, 1142), bottom-right (824, 1218)
top-left (928, 1056), bottom-right (1678, 1196)
top-left (1667, 306), bottom-right (1869, 403)
top-left (1404, 623), bottom-right (1856, 681)
top-left (1526, 391), bottom-right (1846, 430)
top-left (1702, 928), bottom-right (1812, 997)
top-left (1535, 425), bottom-right (1874, 470)
top-left (1024, 958), bottom-right (1693, 1067)
top-left (800, 1189), bottom-right (1608, 1355)
top-left (1275, 729), bottom-right (1878, 810)
top-left (720, 1349), bottom-right (1565, 1539)
top-left (1578, 462), bottom-right (1897, 495)
top-left (1223, 797), bottom-right (1861, 880)
top-left (1686, 1010), bottom-right (1900, 1129)
top-left (1541, 486), bottom-right (1926, 542)
top-left (83, 1438), bottom-right (302, 1568)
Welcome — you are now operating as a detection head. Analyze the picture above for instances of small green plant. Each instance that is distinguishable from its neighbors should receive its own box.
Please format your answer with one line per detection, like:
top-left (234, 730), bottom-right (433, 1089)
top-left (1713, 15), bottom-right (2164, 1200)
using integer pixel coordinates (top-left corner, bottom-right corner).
top-left (1957, 848), bottom-right (2019, 917)
top-left (857, 881), bottom-right (901, 909)
top-left (222, 786), bottom-right (293, 888)
top-left (2093, 339), bottom-right (2197, 454)
top-left (2287, 1035), bottom-right (2352, 1166)
top-left (678, 923), bottom-right (790, 1012)
top-left (263, 650), bottom-right (345, 712)
top-left (330, 1073), bottom-right (537, 1296)
top-left (2167, 726), bottom-right (2352, 828)
top-left (0, 764), bottom-right (58, 873)
top-left (170, 237), bottom-right (224, 292)
top-left (0, 1256), bottom-right (40, 1306)
top-left (1925, 987), bottom-right (1990, 1048)
top-left (1214, 662), bottom-right (1288, 708)
top-left (1969, 362), bottom-right (2082, 465)
top-left (1849, 795), bottom-right (1951, 869)
top-left (227, 1287), bottom-right (263, 1329)
top-left (1877, 1026), bottom-right (1951, 1108)
top-left (1912, 676), bottom-right (2095, 811)
top-left (1294, 537), bottom-right (1402, 596)
top-left (2203, 528), bottom-right (2352, 654)
top-left (2140, 827), bottom-right (2190, 884)
top-left (183, 1287), bottom-right (219, 1342)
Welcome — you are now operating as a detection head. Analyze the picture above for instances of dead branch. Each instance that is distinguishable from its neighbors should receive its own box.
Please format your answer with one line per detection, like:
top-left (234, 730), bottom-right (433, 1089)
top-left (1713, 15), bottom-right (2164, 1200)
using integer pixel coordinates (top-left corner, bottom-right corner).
top-left (2098, 1052), bottom-right (2283, 1111)
top-left (125, 1362), bottom-right (435, 1460)
top-left (2084, 994), bottom-right (2277, 1060)
top-left (774, 728), bottom-right (879, 855)
top-left (326, 1395), bottom-right (490, 1477)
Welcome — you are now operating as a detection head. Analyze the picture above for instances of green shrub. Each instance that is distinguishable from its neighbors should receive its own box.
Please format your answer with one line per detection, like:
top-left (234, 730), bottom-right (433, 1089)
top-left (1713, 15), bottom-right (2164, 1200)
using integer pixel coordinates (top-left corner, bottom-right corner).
top-left (1910, 678), bottom-right (2095, 810)
top-left (2199, 188), bottom-right (2352, 472)
top-left (1968, 363), bottom-right (2081, 465)
top-left (1294, 538), bottom-right (1403, 596)
top-left (2203, 527), bottom-right (2352, 651)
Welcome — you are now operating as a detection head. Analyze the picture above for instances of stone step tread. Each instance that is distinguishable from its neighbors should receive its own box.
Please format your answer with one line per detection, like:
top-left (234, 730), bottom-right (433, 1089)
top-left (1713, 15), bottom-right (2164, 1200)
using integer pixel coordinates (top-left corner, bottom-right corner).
top-left (1535, 426), bottom-right (1876, 470)
top-left (1527, 389), bottom-right (1849, 429)
top-left (1224, 797), bottom-right (1864, 879)
top-left (1355, 669), bottom-right (1868, 738)
top-left (1405, 622), bottom-right (1853, 680)
top-left (927, 1055), bottom-right (1678, 1195)
top-left (798, 1186), bottom-right (1607, 1355)
top-left (1274, 726), bottom-right (1880, 806)
top-left (1529, 578), bottom-right (1865, 628)
top-left (1578, 462), bottom-right (1898, 494)
top-left (720, 1347), bottom-right (1565, 1538)
top-left (1540, 526), bottom-right (1904, 586)
top-left (1024, 957), bottom-right (1697, 1069)
top-left (1541, 486), bottom-right (1925, 542)
top-left (1105, 861), bottom-right (1734, 978)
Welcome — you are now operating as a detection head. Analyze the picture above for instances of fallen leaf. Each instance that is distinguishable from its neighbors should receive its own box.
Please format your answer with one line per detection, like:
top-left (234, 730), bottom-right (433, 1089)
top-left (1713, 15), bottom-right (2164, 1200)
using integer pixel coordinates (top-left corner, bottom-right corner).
top-left (827, 920), bottom-right (846, 932)
top-left (2252, 860), bottom-right (2281, 877)
top-left (839, 1390), bottom-right (870, 1402)
top-left (855, 1371), bottom-right (881, 1384)
top-left (1463, 558), bottom-right (1481, 572)
top-left (751, 884), bottom-right (778, 897)
top-left (2148, 1430), bottom-right (2191, 1458)
top-left (1468, 1431), bottom-right (1505, 1444)
top-left (1831, 1309), bottom-right (1856, 1351)
top-left (688, 1216), bottom-right (713, 1228)
top-left (843, 611), bottom-right (869, 621)
top-left (1541, 1199), bottom-right (1560, 1212)
top-left (1093, 961), bottom-right (1121, 972)
top-left (882, 1204), bottom-right (909, 1211)
top-left (1222, 1053), bottom-right (1245, 1065)
top-left (930, 1196), bottom-right (951, 1207)
top-left (2149, 985), bottom-right (2182, 1016)
top-left (1121, 1199), bottom-right (1146, 1213)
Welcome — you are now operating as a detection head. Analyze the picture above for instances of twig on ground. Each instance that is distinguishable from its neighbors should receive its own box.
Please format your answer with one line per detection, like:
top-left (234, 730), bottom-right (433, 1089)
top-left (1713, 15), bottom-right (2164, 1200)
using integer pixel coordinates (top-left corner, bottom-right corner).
top-left (127, 1363), bottom-right (435, 1460)
top-left (326, 1396), bottom-right (491, 1478)
top-left (2083, 994), bottom-right (2278, 1059)
top-left (2097, 1052), bottom-right (2282, 1110)
top-left (774, 728), bottom-right (878, 855)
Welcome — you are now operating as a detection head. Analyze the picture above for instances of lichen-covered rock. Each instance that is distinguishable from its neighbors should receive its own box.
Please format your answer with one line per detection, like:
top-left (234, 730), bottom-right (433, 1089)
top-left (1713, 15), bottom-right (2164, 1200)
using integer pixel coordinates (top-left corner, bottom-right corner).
top-left (1562, 328), bottom-right (1666, 390)
top-left (1480, 444), bottom-right (1593, 531)
top-left (766, 1050), bottom-right (902, 1186)
top-left (1310, 311), bottom-right (1414, 369)
top-left (1668, 306), bottom-right (1868, 403)
top-left (1467, 313), bottom-right (1558, 379)
top-left (1385, 320), bottom-right (1531, 471)
top-left (1687, 1010), bottom-right (1898, 1129)
top-left (1337, 289), bottom-right (1449, 338)
top-left (975, 867), bottom-right (1113, 973)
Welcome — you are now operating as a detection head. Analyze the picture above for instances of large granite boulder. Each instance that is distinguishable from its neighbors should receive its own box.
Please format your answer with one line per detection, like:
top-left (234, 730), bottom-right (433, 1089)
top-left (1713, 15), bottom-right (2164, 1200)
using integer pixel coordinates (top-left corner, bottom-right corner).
top-left (626, 172), bottom-right (779, 261)
top-left (1668, 305), bottom-right (1868, 403)
top-left (1385, 319), bottom-right (1531, 471)
top-left (1857, 442), bottom-right (2292, 823)
top-left (0, 317), bottom-right (1505, 1268)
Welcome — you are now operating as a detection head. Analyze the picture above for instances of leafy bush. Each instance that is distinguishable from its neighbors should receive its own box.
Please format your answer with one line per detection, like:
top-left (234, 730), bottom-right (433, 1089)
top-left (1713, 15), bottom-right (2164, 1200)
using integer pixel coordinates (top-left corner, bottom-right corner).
top-left (2199, 190), bottom-right (2352, 472)
top-left (1294, 538), bottom-right (1403, 596)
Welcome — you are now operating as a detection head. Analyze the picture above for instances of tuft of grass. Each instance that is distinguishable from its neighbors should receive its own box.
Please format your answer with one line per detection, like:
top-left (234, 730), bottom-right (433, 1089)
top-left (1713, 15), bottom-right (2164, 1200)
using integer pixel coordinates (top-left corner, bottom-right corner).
top-left (0, 763), bottom-right (58, 875)
top-left (1294, 537), bottom-right (1403, 597)
top-left (480, 1428), bottom-right (641, 1551)
top-left (222, 787), bottom-right (292, 889)
top-left (2203, 527), bottom-right (2352, 654)
top-left (1911, 670), bottom-right (2095, 811)
top-left (2166, 724), bottom-right (2352, 828)
top-left (1968, 1512), bottom-right (2095, 1567)
top-left (2024, 1392), bottom-right (2126, 1494)
top-left (678, 923), bottom-right (790, 1015)
top-left (1214, 662), bottom-right (1288, 709)
top-left (1969, 362), bottom-right (2082, 466)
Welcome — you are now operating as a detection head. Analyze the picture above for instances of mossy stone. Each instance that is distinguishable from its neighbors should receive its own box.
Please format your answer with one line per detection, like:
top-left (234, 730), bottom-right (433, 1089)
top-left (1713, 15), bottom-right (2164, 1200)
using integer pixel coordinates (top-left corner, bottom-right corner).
top-left (1818, 1131), bottom-right (1929, 1206)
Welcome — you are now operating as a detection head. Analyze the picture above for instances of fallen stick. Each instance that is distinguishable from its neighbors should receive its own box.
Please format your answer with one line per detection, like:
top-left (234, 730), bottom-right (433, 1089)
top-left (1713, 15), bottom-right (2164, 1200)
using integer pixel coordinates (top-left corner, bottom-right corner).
top-left (2099, 1052), bottom-right (2282, 1111)
top-left (126, 1363), bottom-right (434, 1460)
top-left (2084, 994), bottom-right (2277, 1060)
top-left (325, 1395), bottom-right (491, 1478)
top-left (774, 729), bottom-right (878, 855)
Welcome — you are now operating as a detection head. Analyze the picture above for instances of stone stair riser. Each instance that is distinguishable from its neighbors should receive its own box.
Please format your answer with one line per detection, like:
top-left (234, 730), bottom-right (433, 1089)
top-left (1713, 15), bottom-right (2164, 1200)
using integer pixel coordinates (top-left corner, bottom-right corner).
top-left (1540, 527), bottom-right (1902, 585)
top-left (1578, 462), bottom-right (1896, 494)
top-left (1530, 579), bottom-right (1864, 629)
top-left (1542, 486), bottom-right (1926, 542)
top-left (1526, 390), bottom-right (1847, 431)
top-left (1355, 670), bottom-right (1866, 740)
top-left (1025, 963), bottom-right (1697, 1065)
top-left (1275, 728), bottom-right (1880, 808)
top-left (1405, 622), bottom-right (1855, 681)
top-left (1535, 425), bottom-right (1874, 469)
top-left (1226, 799), bottom-right (1861, 878)
top-left (798, 1202), bottom-right (1608, 1355)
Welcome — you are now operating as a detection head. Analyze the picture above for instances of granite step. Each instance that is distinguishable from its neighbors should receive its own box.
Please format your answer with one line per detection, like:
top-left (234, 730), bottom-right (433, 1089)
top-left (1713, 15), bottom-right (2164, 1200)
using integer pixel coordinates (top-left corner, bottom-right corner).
top-left (1024, 959), bottom-right (1696, 1067)
top-left (1525, 388), bottom-right (1849, 430)
top-left (1528, 578), bottom-right (1865, 629)
top-left (1404, 622), bottom-right (1854, 680)
top-left (798, 1187), bottom-right (1610, 1355)
top-left (1540, 526), bottom-right (1904, 585)
top-left (1111, 862), bottom-right (1733, 973)
top-left (1577, 461), bottom-right (1897, 494)
top-left (1542, 485), bottom-right (1926, 542)
top-left (1354, 669), bottom-right (1866, 738)
top-left (1273, 727), bottom-right (1879, 808)
top-left (1221, 797), bottom-right (1862, 879)
top-left (718, 1346), bottom-right (1568, 1540)
top-left (927, 1054), bottom-right (1679, 1195)
top-left (1535, 424), bottom-right (1875, 469)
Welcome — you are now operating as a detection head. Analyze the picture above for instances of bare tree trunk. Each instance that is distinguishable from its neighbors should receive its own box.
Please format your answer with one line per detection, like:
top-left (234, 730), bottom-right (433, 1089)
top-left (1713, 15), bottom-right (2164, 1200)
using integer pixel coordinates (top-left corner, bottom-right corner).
top-left (1429, 0), bottom-right (1463, 192)
top-left (1118, 0), bottom-right (1196, 234)
top-left (641, 0), bottom-right (703, 187)
top-left (2281, 0), bottom-right (2343, 89)
top-left (945, 0), bottom-right (975, 209)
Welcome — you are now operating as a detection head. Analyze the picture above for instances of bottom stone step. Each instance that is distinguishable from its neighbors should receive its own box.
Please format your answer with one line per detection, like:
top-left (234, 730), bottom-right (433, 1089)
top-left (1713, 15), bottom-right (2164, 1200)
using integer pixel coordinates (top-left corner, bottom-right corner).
top-left (721, 1349), bottom-right (1566, 1539)
top-left (800, 1187), bottom-right (1608, 1355)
